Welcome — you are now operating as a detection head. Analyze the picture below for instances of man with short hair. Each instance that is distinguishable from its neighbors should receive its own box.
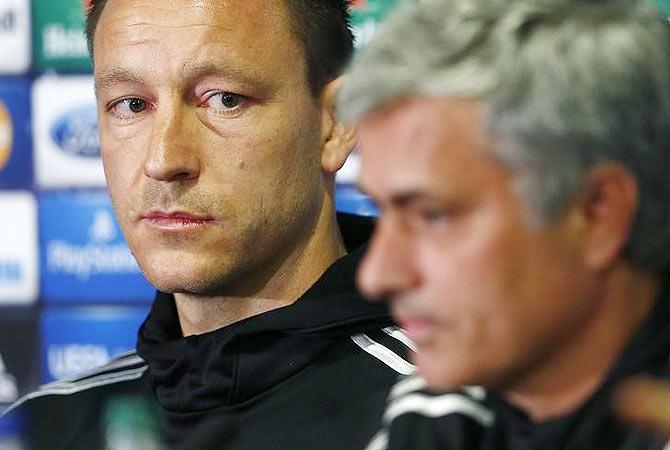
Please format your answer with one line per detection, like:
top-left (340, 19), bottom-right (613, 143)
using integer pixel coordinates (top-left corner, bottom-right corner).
top-left (5, 1), bottom-right (413, 449)
top-left (337, 0), bottom-right (670, 448)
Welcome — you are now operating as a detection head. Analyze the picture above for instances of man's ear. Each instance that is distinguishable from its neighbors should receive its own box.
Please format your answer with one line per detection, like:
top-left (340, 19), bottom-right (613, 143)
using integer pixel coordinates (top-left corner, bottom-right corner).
top-left (577, 163), bottom-right (638, 271)
top-left (320, 76), bottom-right (359, 174)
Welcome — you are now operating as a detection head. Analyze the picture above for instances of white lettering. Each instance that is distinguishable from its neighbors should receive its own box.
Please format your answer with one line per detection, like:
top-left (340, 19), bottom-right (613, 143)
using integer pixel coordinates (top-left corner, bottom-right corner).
top-left (42, 24), bottom-right (88, 59)
top-left (0, 9), bottom-right (15, 32)
top-left (0, 260), bottom-right (21, 282)
top-left (47, 241), bottom-right (141, 281)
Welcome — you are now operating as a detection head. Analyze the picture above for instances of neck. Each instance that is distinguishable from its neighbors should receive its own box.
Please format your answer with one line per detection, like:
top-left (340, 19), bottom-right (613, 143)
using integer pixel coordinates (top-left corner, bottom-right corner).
top-left (503, 265), bottom-right (659, 422)
top-left (175, 197), bottom-right (346, 336)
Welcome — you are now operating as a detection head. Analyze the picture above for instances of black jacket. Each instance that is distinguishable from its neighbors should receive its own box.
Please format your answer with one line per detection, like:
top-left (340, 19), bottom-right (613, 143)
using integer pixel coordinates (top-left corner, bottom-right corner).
top-left (367, 282), bottom-right (670, 450)
top-left (7, 215), bottom-right (415, 450)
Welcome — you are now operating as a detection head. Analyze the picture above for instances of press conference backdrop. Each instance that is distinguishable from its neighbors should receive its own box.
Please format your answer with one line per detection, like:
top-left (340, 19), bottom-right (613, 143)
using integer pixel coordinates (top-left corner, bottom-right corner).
top-left (0, 0), bottom-right (400, 447)
top-left (1, 0), bottom-right (669, 447)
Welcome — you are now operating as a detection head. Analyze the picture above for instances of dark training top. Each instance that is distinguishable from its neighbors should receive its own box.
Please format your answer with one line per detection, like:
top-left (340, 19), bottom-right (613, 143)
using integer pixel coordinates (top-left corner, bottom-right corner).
top-left (7, 214), bottom-right (415, 450)
top-left (366, 281), bottom-right (670, 450)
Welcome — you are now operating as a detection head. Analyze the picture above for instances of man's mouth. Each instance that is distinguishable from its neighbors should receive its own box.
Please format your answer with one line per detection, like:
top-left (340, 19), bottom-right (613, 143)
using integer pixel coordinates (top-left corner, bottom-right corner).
top-left (139, 211), bottom-right (216, 231)
top-left (396, 314), bottom-right (438, 346)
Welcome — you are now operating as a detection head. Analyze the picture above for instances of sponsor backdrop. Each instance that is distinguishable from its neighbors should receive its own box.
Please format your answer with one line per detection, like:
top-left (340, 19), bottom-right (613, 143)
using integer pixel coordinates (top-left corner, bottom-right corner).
top-left (1, 0), bottom-right (666, 446)
top-left (0, 0), bottom-right (407, 445)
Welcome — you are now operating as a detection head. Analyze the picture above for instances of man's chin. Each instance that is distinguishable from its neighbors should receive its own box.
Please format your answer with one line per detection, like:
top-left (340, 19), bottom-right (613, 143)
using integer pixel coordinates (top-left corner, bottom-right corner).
top-left (415, 353), bottom-right (481, 392)
top-left (132, 251), bottom-right (234, 295)
top-left (419, 371), bottom-right (463, 393)
top-left (141, 270), bottom-right (217, 295)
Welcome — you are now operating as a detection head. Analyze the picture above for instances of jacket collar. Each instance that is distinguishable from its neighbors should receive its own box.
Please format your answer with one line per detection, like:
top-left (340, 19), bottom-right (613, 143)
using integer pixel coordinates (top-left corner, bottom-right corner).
top-left (136, 216), bottom-right (391, 413)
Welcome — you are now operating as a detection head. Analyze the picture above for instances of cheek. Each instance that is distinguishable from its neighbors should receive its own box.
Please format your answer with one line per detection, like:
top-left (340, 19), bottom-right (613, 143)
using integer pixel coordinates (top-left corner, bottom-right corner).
top-left (415, 225), bottom-right (537, 364)
top-left (229, 115), bottom-right (320, 181)
top-left (416, 229), bottom-right (515, 313)
top-left (99, 124), bottom-right (143, 184)
top-left (242, 128), bottom-right (322, 206)
top-left (99, 140), bottom-right (147, 232)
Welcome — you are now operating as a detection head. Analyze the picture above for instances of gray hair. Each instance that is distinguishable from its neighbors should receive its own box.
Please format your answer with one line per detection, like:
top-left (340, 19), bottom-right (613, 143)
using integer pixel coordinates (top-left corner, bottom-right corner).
top-left (337, 0), bottom-right (670, 274)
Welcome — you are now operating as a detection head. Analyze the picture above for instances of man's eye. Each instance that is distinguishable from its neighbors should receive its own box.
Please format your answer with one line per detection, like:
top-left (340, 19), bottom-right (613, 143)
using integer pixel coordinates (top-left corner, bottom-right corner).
top-left (110, 98), bottom-right (149, 118)
top-left (126, 98), bottom-right (147, 113)
top-left (413, 205), bottom-right (450, 226)
top-left (205, 92), bottom-right (245, 112)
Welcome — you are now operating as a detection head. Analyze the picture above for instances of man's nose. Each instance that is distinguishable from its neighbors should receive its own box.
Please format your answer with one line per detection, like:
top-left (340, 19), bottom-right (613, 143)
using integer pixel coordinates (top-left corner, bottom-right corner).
top-left (357, 216), bottom-right (420, 301)
top-left (143, 101), bottom-right (200, 182)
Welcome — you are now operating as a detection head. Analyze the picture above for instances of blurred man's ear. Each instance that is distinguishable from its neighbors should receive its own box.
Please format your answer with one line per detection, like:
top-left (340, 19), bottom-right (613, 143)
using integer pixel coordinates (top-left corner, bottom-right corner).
top-left (320, 76), bottom-right (359, 174)
top-left (615, 376), bottom-right (670, 436)
top-left (577, 162), bottom-right (638, 271)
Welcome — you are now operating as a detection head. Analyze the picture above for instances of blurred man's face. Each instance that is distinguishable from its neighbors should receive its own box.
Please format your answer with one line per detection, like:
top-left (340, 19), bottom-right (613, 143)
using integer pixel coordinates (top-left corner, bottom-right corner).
top-left (93, 0), bottom-right (327, 295)
top-left (357, 97), bottom-right (598, 391)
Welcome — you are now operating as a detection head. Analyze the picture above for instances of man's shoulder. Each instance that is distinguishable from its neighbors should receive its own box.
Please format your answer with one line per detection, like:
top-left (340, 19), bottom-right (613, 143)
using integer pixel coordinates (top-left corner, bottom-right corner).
top-left (364, 375), bottom-right (493, 450)
top-left (3, 350), bottom-right (148, 416)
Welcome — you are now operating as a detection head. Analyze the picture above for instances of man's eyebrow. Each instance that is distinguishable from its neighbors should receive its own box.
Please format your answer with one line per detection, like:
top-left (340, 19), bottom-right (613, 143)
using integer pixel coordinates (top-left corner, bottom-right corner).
top-left (181, 61), bottom-right (271, 92)
top-left (94, 63), bottom-right (271, 96)
top-left (388, 191), bottom-right (430, 207)
top-left (95, 68), bottom-right (149, 95)
top-left (357, 183), bottom-right (431, 207)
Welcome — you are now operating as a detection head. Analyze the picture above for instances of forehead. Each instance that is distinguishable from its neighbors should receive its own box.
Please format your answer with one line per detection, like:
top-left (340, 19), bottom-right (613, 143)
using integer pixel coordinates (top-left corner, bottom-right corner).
top-left (358, 97), bottom-right (498, 196)
top-left (93, 0), bottom-right (303, 82)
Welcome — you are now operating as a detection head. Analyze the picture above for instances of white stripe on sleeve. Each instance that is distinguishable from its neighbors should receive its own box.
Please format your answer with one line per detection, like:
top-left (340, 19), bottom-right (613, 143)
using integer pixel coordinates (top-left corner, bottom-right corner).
top-left (351, 333), bottom-right (416, 375)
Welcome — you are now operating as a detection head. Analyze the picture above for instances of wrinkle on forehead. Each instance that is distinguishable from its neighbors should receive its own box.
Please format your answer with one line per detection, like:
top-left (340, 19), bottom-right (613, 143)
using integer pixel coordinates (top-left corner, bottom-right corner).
top-left (101, 0), bottom-right (283, 37)
top-left (96, 0), bottom-right (296, 59)
top-left (94, 0), bottom-right (302, 91)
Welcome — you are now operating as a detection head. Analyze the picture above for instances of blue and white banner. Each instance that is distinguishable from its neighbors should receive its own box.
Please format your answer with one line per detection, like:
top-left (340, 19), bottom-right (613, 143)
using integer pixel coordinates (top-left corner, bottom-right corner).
top-left (33, 75), bottom-right (105, 188)
top-left (0, 77), bottom-right (32, 190)
top-left (40, 306), bottom-right (149, 382)
top-left (0, 0), bottom-right (30, 75)
top-left (39, 191), bottom-right (155, 303)
top-left (0, 191), bottom-right (38, 304)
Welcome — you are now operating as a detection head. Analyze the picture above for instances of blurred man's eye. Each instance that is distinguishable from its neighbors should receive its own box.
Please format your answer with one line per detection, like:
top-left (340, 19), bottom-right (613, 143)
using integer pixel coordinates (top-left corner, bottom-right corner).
top-left (409, 201), bottom-right (448, 222)
top-left (417, 207), bottom-right (448, 224)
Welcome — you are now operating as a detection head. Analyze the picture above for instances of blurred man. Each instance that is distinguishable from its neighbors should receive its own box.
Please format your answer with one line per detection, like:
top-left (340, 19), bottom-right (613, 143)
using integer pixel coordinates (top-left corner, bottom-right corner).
top-left (337, 0), bottom-right (670, 448)
top-left (4, 1), bottom-right (414, 449)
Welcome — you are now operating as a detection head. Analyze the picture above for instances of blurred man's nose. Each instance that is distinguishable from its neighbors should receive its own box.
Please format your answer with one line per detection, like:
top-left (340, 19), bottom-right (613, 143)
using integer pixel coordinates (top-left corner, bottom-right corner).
top-left (357, 216), bottom-right (420, 301)
top-left (143, 101), bottom-right (200, 183)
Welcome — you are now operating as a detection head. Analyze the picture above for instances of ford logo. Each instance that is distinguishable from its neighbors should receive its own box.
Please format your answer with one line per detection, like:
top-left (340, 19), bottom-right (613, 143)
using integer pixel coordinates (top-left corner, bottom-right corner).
top-left (51, 106), bottom-right (100, 158)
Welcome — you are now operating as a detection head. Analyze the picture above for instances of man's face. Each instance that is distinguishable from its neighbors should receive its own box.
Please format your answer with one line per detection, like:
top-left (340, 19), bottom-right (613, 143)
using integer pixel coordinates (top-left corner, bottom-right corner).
top-left (93, 0), bottom-right (327, 295)
top-left (357, 97), bottom-right (598, 391)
